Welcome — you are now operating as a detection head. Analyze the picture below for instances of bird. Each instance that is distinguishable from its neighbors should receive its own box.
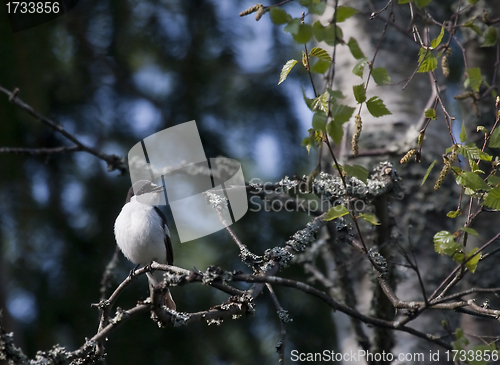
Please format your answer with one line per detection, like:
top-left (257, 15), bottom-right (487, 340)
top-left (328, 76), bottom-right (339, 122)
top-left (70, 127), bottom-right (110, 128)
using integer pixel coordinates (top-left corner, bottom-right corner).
top-left (114, 179), bottom-right (176, 310)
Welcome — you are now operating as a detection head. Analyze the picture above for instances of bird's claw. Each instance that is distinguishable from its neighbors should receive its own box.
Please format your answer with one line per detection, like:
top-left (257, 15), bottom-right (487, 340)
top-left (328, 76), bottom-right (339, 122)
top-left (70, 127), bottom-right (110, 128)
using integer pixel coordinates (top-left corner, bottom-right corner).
top-left (128, 264), bottom-right (141, 279)
top-left (144, 261), bottom-right (155, 273)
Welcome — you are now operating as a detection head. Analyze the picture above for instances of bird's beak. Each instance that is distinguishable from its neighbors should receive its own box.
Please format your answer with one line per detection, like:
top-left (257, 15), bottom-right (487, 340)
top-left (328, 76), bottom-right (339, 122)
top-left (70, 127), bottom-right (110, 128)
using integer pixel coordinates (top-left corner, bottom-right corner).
top-left (152, 184), bottom-right (165, 193)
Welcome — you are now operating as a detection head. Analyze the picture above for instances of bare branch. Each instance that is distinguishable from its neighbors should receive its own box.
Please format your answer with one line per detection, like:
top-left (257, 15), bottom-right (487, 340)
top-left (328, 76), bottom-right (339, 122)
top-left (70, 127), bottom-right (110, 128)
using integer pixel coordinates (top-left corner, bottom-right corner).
top-left (0, 146), bottom-right (81, 155)
top-left (0, 85), bottom-right (127, 173)
top-left (266, 284), bottom-right (288, 365)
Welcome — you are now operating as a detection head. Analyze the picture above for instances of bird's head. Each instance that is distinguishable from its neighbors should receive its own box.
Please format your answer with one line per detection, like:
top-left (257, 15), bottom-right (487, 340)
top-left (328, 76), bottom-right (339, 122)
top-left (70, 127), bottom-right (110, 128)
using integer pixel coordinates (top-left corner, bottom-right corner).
top-left (126, 180), bottom-right (164, 203)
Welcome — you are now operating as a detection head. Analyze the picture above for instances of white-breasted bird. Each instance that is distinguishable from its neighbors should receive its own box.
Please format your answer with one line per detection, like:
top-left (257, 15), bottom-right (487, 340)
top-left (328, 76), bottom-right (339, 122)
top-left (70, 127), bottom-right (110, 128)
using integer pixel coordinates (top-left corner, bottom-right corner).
top-left (114, 180), bottom-right (176, 310)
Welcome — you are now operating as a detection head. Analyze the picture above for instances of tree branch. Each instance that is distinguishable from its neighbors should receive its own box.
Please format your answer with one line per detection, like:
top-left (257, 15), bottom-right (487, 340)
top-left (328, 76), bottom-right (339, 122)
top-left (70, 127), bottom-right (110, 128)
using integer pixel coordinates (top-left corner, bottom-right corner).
top-left (0, 85), bottom-right (127, 173)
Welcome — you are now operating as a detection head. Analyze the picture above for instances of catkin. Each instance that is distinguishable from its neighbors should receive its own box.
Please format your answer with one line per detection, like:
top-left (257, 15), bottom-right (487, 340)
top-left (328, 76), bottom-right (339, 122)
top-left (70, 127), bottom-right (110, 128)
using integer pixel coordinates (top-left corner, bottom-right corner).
top-left (434, 163), bottom-right (451, 191)
top-left (434, 145), bottom-right (458, 191)
top-left (417, 131), bottom-right (424, 146)
top-left (352, 115), bottom-right (362, 156)
top-left (400, 149), bottom-right (416, 164)
top-left (255, 5), bottom-right (265, 21)
top-left (454, 91), bottom-right (475, 100)
top-left (239, 4), bottom-right (263, 17)
top-left (441, 48), bottom-right (451, 78)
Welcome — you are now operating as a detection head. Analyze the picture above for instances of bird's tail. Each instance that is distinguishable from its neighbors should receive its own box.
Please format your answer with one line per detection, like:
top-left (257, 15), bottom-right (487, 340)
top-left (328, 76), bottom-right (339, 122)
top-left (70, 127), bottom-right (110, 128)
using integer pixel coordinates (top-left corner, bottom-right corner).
top-left (147, 272), bottom-right (176, 310)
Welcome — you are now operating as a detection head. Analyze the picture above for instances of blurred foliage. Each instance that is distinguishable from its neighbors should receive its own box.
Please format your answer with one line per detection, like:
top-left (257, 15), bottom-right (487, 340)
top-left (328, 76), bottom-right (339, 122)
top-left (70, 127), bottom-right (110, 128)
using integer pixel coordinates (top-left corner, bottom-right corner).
top-left (0, 1), bottom-right (338, 364)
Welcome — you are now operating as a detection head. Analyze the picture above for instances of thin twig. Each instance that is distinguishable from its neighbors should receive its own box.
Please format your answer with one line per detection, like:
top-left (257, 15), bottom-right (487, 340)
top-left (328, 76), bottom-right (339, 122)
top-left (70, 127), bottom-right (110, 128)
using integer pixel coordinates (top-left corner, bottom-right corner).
top-left (266, 284), bottom-right (287, 365)
top-left (0, 85), bottom-right (127, 173)
top-left (0, 146), bottom-right (81, 155)
top-left (429, 231), bottom-right (500, 302)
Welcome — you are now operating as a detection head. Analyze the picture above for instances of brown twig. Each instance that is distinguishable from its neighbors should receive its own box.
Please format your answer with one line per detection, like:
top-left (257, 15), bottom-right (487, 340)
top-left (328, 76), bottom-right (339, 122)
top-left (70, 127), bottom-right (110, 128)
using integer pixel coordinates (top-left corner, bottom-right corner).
top-left (0, 146), bottom-right (81, 155)
top-left (0, 85), bottom-right (127, 173)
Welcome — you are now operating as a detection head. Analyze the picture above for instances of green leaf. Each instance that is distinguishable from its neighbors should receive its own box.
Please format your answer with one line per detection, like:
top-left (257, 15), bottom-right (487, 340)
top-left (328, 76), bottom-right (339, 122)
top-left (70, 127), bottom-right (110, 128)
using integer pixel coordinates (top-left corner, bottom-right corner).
top-left (464, 17), bottom-right (482, 36)
top-left (415, 0), bottom-right (432, 8)
top-left (333, 163), bottom-right (344, 176)
top-left (311, 59), bottom-right (331, 74)
top-left (398, 0), bottom-right (411, 3)
top-left (269, 7), bottom-right (291, 25)
top-left (477, 125), bottom-right (488, 134)
top-left (455, 170), bottom-right (490, 191)
top-left (484, 187), bottom-right (500, 209)
top-left (278, 60), bottom-right (298, 85)
top-left (434, 231), bottom-right (461, 256)
top-left (468, 344), bottom-right (497, 365)
top-left (418, 52), bottom-right (438, 73)
top-left (421, 160), bottom-right (437, 186)
top-left (327, 119), bottom-right (344, 145)
top-left (330, 103), bottom-right (355, 124)
top-left (312, 21), bottom-right (325, 42)
top-left (301, 136), bottom-right (312, 154)
top-left (302, 87), bottom-right (314, 110)
top-left (343, 164), bottom-right (369, 183)
top-left (487, 175), bottom-right (500, 186)
top-left (312, 112), bottom-right (327, 132)
top-left (311, 91), bottom-right (329, 113)
top-left (323, 24), bottom-right (343, 46)
top-left (482, 26), bottom-right (498, 47)
top-left (293, 24), bottom-right (313, 44)
top-left (320, 91), bottom-right (329, 113)
top-left (447, 210), bottom-right (460, 218)
top-left (431, 27), bottom-right (445, 49)
top-left (425, 108), bottom-right (437, 119)
top-left (417, 47), bottom-right (428, 63)
top-left (283, 18), bottom-right (301, 35)
top-left (352, 57), bottom-right (368, 78)
top-left (488, 126), bottom-right (500, 148)
top-left (353, 83), bottom-right (366, 103)
top-left (324, 205), bottom-right (349, 221)
top-left (371, 67), bottom-right (391, 86)
top-left (347, 37), bottom-right (365, 59)
top-left (466, 67), bottom-right (482, 92)
top-left (452, 328), bottom-right (469, 351)
top-left (358, 213), bottom-right (380, 225)
top-left (464, 248), bottom-right (481, 273)
top-left (327, 102), bottom-right (354, 144)
top-left (459, 227), bottom-right (479, 236)
top-left (469, 159), bottom-right (484, 174)
top-left (460, 122), bottom-right (467, 143)
top-left (308, 1), bottom-right (326, 15)
top-left (452, 251), bottom-right (466, 265)
top-left (335, 6), bottom-right (358, 22)
top-left (327, 89), bottom-right (346, 100)
top-left (468, 0), bottom-right (479, 4)
top-left (455, 327), bottom-right (466, 341)
top-left (464, 187), bottom-right (476, 196)
top-left (309, 47), bottom-right (332, 61)
top-left (457, 143), bottom-right (492, 161)
top-left (366, 96), bottom-right (391, 117)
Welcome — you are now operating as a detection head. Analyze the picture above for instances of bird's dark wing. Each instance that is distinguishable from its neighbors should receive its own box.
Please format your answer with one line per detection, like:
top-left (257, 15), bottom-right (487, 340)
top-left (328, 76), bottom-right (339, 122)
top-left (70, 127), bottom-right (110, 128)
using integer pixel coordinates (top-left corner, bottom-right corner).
top-left (125, 185), bottom-right (135, 203)
top-left (154, 206), bottom-right (174, 265)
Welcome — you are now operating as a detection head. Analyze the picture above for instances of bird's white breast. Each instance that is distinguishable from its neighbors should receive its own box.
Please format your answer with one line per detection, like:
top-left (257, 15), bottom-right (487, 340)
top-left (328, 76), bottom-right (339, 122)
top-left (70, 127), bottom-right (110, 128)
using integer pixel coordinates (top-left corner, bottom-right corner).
top-left (114, 196), bottom-right (169, 265)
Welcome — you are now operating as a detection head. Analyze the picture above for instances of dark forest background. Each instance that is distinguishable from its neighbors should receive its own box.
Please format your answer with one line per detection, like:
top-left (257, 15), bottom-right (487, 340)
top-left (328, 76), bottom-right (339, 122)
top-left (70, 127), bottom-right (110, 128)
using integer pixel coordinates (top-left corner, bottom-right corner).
top-left (2, 0), bottom-right (500, 364)
top-left (0, 1), bottom-right (335, 364)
